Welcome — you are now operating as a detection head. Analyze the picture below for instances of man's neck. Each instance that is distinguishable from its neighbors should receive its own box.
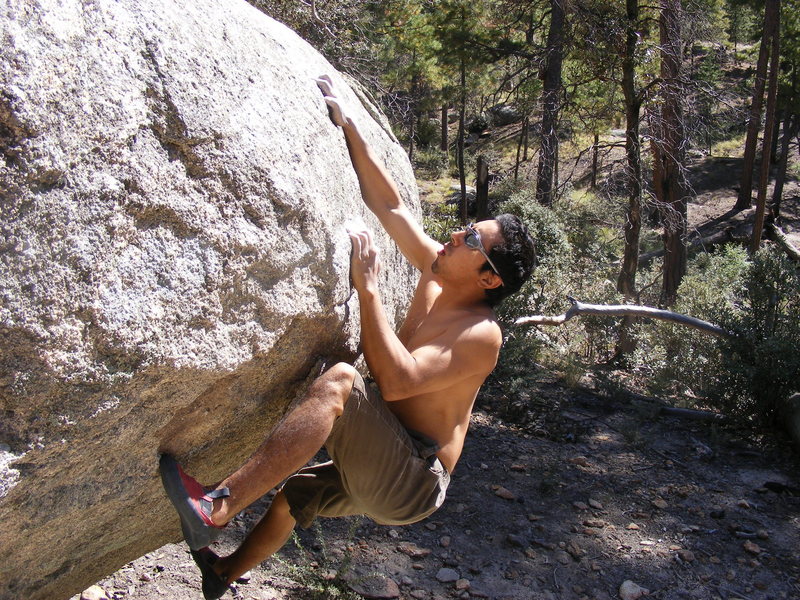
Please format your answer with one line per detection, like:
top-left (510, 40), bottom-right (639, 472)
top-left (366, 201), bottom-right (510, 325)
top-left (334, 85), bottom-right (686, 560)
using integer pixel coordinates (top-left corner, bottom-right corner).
top-left (432, 281), bottom-right (492, 314)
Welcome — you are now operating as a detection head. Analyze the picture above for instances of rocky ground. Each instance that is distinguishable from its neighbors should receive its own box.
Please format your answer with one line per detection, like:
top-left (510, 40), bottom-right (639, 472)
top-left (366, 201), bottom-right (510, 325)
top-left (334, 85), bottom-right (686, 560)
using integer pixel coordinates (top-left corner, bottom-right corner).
top-left (75, 369), bottom-right (800, 600)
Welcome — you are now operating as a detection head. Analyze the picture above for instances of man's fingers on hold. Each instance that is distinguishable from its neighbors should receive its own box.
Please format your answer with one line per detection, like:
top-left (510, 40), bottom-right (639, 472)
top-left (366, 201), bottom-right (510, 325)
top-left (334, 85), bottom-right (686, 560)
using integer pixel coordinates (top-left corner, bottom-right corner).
top-left (348, 232), bottom-right (361, 252)
top-left (315, 75), bottom-right (334, 96)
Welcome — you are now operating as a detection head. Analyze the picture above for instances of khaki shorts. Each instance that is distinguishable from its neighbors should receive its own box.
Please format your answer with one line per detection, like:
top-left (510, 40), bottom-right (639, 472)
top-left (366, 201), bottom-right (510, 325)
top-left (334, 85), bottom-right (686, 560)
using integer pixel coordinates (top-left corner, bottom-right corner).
top-left (282, 372), bottom-right (450, 528)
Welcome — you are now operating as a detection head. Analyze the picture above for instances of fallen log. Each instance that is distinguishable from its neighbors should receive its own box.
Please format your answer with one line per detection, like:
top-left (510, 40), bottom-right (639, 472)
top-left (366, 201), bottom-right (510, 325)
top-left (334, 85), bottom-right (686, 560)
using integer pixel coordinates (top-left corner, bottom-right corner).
top-left (515, 297), bottom-right (731, 338)
top-left (636, 226), bottom-right (751, 266)
top-left (765, 222), bottom-right (800, 262)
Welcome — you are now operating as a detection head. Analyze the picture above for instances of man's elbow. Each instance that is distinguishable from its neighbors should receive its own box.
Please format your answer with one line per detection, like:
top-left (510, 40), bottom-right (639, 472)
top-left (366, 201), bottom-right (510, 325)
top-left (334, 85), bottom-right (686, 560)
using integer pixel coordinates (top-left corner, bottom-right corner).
top-left (380, 383), bottom-right (409, 402)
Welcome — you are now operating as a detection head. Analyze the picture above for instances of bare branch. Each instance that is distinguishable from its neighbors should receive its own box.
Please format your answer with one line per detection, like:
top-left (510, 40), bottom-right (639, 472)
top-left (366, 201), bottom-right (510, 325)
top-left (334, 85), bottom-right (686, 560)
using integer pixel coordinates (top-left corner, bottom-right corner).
top-left (515, 297), bottom-right (730, 338)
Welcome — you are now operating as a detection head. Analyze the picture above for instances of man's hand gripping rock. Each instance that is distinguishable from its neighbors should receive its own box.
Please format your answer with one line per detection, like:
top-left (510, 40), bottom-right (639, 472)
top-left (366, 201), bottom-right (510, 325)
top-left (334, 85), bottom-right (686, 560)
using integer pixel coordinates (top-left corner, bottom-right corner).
top-left (347, 225), bottom-right (381, 297)
top-left (315, 75), bottom-right (351, 128)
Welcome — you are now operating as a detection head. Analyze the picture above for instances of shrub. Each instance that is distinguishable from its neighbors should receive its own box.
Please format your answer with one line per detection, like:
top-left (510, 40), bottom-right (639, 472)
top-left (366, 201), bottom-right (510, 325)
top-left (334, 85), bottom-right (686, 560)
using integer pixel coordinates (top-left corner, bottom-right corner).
top-left (413, 148), bottom-right (450, 179)
top-left (642, 244), bottom-right (800, 428)
top-left (486, 191), bottom-right (625, 412)
top-left (639, 245), bottom-right (749, 401)
top-left (708, 246), bottom-right (800, 426)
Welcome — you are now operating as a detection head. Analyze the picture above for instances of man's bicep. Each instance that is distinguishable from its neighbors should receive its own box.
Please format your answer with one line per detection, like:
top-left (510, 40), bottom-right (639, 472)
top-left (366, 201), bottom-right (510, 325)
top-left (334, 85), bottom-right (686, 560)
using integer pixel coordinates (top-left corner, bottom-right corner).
top-left (389, 336), bottom-right (498, 399)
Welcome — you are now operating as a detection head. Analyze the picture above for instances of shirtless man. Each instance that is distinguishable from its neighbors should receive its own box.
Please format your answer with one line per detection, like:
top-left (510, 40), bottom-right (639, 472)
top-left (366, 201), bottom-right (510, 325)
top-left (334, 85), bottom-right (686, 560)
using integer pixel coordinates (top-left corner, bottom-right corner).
top-left (159, 76), bottom-right (536, 599)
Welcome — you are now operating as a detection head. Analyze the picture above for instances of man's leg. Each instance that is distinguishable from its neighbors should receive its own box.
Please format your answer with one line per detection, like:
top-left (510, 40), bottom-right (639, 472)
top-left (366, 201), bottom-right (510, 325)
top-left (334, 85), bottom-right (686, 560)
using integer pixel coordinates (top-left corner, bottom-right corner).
top-left (162, 361), bottom-right (356, 547)
top-left (213, 490), bottom-right (296, 584)
top-left (210, 362), bottom-right (357, 525)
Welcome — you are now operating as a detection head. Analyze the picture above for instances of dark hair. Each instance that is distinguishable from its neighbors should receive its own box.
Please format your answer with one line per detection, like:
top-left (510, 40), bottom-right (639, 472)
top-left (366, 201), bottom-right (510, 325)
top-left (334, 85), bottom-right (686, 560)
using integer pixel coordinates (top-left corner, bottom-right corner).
top-left (482, 213), bottom-right (536, 307)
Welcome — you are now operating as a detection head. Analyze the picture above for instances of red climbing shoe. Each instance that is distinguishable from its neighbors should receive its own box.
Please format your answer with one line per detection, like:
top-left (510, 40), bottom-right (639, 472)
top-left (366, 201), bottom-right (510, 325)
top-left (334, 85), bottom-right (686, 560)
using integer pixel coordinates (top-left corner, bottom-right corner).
top-left (159, 454), bottom-right (229, 550)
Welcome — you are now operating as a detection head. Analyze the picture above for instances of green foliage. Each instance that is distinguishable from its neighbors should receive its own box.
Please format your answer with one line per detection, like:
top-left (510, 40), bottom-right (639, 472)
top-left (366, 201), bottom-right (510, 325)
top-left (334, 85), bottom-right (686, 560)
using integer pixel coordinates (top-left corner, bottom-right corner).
top-left (485, 190), bottom-right (624, 410)
top-left (639, 245), bottom-right (800, 427)
top-left (413, 147), bottom-right (450, 179)
top-left (637, 246), bottom-right (749, 401)
top-left (709, 247), bottom-right (800, 426)
top-left (422, 199), bottom-right (460, 244)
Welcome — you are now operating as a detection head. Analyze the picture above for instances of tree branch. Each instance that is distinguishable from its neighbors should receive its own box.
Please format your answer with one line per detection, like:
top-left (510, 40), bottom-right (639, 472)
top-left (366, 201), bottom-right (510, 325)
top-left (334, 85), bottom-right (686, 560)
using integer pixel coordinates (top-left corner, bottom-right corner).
top-left (515, 297), bottom-right (730, 338)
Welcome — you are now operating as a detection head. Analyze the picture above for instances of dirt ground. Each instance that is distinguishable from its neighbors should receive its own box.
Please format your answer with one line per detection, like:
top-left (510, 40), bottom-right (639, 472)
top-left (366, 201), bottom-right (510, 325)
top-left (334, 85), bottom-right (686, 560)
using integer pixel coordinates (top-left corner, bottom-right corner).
top-left (76, 368), bottom-right (800, 600)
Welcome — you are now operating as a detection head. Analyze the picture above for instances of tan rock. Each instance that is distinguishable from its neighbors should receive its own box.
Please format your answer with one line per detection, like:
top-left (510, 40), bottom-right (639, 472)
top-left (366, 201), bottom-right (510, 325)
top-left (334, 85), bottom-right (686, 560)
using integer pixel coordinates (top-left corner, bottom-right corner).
top-left (0, 1), bottom-right (418, 598)
top-left (397, 542), bottom-right (432, 559)
top-left (743, 541), bottom-right (762, 555)
top-left (495, 486), bottom-right (517, 500)
top-left (80, 586), bottom-right (109, 600)
top-left (677, 550), bottom-right (696, 562)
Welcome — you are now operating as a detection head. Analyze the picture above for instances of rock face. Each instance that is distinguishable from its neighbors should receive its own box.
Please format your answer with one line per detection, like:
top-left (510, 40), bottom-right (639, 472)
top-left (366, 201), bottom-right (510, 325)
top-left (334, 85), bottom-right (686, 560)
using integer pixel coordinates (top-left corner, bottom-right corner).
top-left (0, 1), bottom-right (419, 598)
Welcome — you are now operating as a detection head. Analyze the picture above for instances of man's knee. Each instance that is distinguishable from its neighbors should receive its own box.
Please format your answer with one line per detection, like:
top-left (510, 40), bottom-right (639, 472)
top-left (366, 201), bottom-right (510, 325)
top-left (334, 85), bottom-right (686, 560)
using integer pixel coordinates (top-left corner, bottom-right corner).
top-left (313, 362), bottom-right (357, 415)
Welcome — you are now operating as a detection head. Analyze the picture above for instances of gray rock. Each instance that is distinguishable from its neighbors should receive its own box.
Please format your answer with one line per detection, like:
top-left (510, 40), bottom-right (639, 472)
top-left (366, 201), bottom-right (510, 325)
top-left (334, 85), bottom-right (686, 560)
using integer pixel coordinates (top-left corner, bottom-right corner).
top-left (0, 1), bottom-right (418, 598)
top-left (435, 568), bottom-right (460, 583)
top-left (783, 393), bottom-right (800, 448)
top-left (487, 103), bottom-right (522, 126)
top-left (348, 575), bottom-right (401, 599)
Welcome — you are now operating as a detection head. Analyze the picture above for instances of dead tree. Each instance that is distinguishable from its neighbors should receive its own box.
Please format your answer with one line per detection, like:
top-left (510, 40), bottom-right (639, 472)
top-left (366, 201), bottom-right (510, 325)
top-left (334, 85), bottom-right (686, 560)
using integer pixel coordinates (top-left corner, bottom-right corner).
top-left (515, 297), bottom-right (730, 338)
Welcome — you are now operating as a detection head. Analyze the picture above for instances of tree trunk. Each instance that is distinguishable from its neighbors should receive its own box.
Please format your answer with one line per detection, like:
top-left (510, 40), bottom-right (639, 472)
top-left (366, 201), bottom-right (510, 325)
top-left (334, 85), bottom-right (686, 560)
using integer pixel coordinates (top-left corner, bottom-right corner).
top-left (514, 117), bottom-right (526, 180)
top-left (616, 0), bottom-right (643, 357)
top-left (440, 103), bottom-right (449, 153)
top-left (408, 110), bottom-right (416, 163)
top-left (457, 57), bottom-right (468, 225)
top-left (751, 0), bottom-right (781, 254)
top-left (476, 155), bottom-right (489, 220)
top-left (591, 132), bottom-right (599, 189)
top-left (652, 0), bottom-right (688, 307)
top-left (523, 116), bottom-right (530, 161)
top-left (535, 0), bottom-right (566, 206)
top-left (736, 0), bottom-right (779, 210)
top-left (771, 112), bottom-right (798, 221)
top-left (771, 108), bottom-right (783, 163)
top-left (408, 71), bottom-right (418, 163)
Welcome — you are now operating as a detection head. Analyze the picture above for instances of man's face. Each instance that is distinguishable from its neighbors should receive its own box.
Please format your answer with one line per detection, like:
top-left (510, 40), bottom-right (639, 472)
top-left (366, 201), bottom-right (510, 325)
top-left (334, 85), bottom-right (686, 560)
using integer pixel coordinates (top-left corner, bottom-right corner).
top-left (432, 220), bottom-right (503, 282)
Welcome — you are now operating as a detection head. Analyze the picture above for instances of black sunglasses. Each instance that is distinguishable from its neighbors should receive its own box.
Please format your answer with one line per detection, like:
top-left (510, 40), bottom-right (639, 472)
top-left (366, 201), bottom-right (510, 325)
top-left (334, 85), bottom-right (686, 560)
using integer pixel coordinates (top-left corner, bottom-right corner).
top-left (464, 223), bottom-right (500, 276)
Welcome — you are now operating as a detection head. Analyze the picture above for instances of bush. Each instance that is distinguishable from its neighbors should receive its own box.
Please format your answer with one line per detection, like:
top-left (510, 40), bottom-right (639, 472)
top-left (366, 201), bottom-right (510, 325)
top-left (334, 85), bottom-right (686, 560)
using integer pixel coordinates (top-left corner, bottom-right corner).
top-left (422, 200), bottom-right (460, 245)
top-left (486, 191), bottom-right (624, 413)
top-left (642, 245), bottom-right (800, 428)
top-left (708, 246), bottom-right (800, 426)
top-left (413, 148), bottom-right (450, 179)
top-left (639, 246), bottom-right (749, 401)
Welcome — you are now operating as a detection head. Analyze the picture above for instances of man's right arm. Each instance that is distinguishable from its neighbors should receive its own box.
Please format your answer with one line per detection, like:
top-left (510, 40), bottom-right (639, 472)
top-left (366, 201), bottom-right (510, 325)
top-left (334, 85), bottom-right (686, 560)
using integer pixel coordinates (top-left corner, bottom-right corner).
top-left (317, 77), bottom-right (440, 272)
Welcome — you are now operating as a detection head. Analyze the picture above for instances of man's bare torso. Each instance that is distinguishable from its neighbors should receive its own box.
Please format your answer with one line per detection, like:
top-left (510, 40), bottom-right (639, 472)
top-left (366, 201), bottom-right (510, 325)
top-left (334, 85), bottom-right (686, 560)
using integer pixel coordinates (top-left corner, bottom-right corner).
top-left (387, 273), bottom-right (501, 472)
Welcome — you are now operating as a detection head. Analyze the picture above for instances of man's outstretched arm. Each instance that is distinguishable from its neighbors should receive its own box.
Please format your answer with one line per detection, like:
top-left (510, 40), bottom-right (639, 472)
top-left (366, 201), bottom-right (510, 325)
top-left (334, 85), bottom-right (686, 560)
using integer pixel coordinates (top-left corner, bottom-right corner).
top-left (316, 76), bottom-right (440, 272)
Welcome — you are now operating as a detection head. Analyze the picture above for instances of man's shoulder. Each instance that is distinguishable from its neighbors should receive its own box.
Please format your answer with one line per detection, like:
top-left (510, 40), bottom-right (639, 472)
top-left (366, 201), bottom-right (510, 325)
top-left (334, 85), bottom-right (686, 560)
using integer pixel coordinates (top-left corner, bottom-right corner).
top-left (449, 307), bottom-right (502, 347)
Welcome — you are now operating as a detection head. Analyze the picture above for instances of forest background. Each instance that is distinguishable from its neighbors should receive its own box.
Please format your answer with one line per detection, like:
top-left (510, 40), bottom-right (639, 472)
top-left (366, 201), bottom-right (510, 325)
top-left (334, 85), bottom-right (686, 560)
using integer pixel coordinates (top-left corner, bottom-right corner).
top-left (250, 0), bottom-right (800, 440)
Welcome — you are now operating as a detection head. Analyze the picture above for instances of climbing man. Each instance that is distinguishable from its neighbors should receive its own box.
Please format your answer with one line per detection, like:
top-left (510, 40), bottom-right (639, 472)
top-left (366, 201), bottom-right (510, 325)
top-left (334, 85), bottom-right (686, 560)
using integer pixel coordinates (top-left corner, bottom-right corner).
top-left (159, 75), bottom-right (536, 599)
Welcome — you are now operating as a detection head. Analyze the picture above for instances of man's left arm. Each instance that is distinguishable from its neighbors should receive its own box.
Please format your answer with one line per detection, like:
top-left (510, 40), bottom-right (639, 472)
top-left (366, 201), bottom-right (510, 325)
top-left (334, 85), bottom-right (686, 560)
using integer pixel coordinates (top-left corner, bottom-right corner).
top-left (349, 229), bottom-right (499, 399)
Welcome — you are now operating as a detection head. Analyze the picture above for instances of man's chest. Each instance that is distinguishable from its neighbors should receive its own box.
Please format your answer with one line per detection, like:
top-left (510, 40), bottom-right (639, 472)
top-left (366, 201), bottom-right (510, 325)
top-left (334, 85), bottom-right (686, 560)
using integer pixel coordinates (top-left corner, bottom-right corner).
top-left (396, 279), bottom-right (441, 347)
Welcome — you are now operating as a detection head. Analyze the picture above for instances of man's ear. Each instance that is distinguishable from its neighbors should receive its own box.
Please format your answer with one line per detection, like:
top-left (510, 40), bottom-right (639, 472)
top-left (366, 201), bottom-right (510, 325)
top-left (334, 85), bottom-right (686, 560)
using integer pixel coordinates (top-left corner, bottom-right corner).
top-left (477, 270), bottom-right (503, 290)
